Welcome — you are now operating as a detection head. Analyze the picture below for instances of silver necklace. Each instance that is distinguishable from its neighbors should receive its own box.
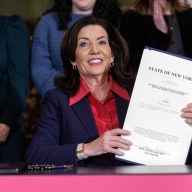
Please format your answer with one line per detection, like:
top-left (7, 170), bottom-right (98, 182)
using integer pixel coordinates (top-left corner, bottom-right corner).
top-left (90, 82), bottom-right (110, 104)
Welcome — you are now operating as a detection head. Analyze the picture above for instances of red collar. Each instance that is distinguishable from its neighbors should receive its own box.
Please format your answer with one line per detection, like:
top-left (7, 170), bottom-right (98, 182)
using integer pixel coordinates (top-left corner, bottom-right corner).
top-left (69, 76), bottom-right (129, 106)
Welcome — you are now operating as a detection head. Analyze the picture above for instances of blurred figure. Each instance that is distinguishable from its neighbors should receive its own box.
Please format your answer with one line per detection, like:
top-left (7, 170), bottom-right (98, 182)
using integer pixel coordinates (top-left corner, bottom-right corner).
top-left (120, 0), bottom-right (192, 81)
top-left (0, 15), bottom-right (30, 162)
top-left (31, 0), bottom-right (122, 99)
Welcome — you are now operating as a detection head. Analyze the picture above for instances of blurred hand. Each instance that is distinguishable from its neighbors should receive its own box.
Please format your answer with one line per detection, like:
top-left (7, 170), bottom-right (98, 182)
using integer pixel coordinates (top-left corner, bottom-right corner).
top-left (153, 0), bottom-right (169, 34)
top-left (181, 103), bottom-right (192, 125)
top-left (0, 123), bottom-right (10, 143)
top-left (84, 128), bottom-right (132, 157)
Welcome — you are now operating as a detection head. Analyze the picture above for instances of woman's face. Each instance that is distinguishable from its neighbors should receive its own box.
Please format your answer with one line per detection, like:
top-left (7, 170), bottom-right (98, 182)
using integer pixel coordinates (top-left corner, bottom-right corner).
top-left (71, 25), bottom-right (114, 79)
top-left (72, 0), bottom-right (97, 14)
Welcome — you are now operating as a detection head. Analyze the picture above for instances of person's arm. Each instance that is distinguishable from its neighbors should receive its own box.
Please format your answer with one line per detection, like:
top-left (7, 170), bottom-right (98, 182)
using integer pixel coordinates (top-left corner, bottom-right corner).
top-left (0, 16), bottom-right (29, 129)
top-left (25, 91), bottom-right (80, 165)
top-left (31, 14), bottom-right (62, 98)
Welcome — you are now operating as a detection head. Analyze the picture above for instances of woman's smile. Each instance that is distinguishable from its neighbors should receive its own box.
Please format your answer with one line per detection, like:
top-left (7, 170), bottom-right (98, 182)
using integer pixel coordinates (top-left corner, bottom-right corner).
top-left (88, 58), bottom-right (103, 65)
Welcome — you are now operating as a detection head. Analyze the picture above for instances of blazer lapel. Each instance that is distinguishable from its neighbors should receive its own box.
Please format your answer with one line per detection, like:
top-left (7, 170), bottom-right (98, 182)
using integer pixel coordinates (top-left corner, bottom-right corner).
top-left (114, 93), bottom-right (129, 128)
top-left (72, 93), bottom-right (129, 138)
top-left (72, 97), bottom-right (99, 139)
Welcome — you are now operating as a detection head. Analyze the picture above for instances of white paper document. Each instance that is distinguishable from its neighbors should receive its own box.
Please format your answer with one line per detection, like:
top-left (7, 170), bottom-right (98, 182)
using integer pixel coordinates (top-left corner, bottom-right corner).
top-left (116, 48), bottom-right (192, 165)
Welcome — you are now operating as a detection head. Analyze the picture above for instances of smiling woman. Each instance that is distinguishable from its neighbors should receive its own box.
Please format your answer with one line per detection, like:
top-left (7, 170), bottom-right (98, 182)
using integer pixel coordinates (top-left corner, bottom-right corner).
top-left (26, 16), bottom-right (133, 166)
top-left (71, 24), bottom-right (114, 103)
top-left (74, 25), bottom-right (113, 75)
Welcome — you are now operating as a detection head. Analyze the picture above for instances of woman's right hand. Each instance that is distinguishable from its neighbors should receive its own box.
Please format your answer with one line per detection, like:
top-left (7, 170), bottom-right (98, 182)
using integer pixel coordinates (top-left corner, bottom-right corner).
top-left (153, 0), bottom-right (169, 34)
top-left (83, 128), bottom-right (132, 157)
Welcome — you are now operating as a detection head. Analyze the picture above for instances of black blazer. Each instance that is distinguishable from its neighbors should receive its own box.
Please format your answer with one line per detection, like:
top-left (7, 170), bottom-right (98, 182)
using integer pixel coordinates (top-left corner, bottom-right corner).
top-left (120, 8), bottom-right (192, 75)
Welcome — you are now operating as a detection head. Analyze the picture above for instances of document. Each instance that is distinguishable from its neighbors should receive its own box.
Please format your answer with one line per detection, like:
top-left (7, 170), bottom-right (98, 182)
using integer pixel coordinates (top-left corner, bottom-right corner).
top-left (116, 47), bottom-right (192, 165)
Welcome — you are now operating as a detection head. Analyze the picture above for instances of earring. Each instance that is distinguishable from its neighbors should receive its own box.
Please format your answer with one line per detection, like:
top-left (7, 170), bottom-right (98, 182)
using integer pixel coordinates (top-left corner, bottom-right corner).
top-left (110, 62), bottom-right (114, 68)
top-left (72, 65), bottom-right (77, 70)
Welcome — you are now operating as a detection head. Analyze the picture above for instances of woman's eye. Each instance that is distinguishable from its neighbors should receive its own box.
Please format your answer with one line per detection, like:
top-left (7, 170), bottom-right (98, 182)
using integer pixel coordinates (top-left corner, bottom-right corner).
top-left (99, 40), bottom-right (107, 45)
top-left (79, 42), bottom-right (88, 47)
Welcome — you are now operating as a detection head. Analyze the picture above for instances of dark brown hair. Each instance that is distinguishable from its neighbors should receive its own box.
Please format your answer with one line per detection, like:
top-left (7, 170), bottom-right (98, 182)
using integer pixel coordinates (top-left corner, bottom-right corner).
top-left (55, 16), bottom-right (131, 96)
top-left (129, 0), bottom-right (190, 15)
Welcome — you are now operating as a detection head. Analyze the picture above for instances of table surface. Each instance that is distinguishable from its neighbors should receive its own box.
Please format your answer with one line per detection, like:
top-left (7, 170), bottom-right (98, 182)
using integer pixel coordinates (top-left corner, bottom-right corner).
top-left (18, 165), bottom-right (192, 175)
top-left (1, 162), bottom-right (192, 175)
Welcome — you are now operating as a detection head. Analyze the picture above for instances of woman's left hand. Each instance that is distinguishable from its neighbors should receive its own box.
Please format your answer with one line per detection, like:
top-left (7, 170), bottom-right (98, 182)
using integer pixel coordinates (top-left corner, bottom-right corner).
top-left (83, 128), bottom-right (132, 157)
top-left (181, 103), bottom-right (192, 125)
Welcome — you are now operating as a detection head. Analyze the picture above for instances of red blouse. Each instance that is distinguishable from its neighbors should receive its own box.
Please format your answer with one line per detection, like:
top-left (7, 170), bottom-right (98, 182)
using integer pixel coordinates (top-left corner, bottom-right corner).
top-left (69, 76), bottom-right (130, 135)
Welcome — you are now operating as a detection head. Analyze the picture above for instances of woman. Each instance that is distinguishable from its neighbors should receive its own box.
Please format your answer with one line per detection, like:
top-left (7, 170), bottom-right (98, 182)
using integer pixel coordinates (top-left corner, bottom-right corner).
top-left (26, 16), bottom-right (192, 166)
top-left (26, 16), bottom-right (133, 166)
top-left (120, 0), bottom-right (192, 78)
top-left (31, 0), bottom-right (122, 99)
top-left (0, 15), bottom-right (29, 162)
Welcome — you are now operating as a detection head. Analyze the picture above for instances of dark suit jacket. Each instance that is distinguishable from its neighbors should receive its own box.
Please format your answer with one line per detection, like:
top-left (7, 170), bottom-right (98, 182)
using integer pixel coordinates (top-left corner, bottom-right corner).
top-left (120, 8), bottom-right (192, 76)
top-left (0, 15), bottom-right (29, 162)
top-left (26, 89), bottom-right (130, 166)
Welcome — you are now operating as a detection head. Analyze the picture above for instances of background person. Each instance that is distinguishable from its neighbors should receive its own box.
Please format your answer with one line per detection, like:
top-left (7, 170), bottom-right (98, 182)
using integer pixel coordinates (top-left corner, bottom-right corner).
top-left (120, 0), bottom-right (192, 81)
top-left (0, 15), bottom-right (29, 162)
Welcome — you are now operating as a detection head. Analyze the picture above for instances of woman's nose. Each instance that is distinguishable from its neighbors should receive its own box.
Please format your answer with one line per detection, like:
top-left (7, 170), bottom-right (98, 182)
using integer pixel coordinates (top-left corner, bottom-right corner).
top-left (90, 43), bottom-right (100, 54)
